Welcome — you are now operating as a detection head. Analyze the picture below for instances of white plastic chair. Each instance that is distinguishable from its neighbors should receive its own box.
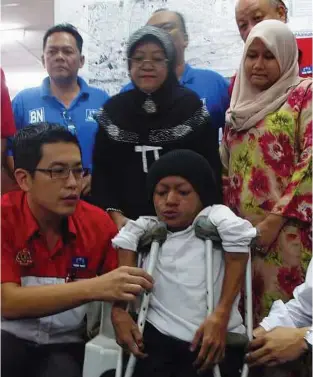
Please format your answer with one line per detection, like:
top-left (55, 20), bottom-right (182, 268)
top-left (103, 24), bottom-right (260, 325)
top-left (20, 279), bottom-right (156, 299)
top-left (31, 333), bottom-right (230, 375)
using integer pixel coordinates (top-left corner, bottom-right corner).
top-left (83, 302), bottom-right (121, 377)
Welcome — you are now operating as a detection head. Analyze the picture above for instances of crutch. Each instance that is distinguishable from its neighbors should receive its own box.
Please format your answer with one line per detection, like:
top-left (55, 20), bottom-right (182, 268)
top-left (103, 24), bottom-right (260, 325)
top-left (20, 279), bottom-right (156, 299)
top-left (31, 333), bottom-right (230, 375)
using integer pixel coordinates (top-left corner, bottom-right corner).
top-left (115, 222), bottom-right (167, 377)
top-left (115, 248), bottom-right (145, 377)
top-left (195, 218), bottom-right (222, 377)
top-left (194, 217), bottom-right (253, 377)
top-left (241, 245), bottom-right (253, 377)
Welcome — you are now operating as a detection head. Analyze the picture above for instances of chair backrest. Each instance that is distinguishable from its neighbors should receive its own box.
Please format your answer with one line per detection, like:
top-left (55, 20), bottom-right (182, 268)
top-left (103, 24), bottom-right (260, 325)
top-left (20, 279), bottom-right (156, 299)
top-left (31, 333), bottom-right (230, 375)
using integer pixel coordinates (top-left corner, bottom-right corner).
top-left (85, 301), bottom-right (116, 339)
top-left (100, 302), bottom-right (116, 339)
top-left (86, 301), bottom-right (102, 338)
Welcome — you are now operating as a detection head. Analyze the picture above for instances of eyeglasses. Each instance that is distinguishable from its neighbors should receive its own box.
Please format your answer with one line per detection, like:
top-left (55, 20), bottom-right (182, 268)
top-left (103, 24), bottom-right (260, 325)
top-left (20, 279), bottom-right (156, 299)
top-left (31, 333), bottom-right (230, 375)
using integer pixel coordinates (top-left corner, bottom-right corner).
top-left (61, 111), bottom-right (77, 135)
top-left (33, 167), bottom-right (89, 180)
top-left (128, 57), bottom-right (169, 68)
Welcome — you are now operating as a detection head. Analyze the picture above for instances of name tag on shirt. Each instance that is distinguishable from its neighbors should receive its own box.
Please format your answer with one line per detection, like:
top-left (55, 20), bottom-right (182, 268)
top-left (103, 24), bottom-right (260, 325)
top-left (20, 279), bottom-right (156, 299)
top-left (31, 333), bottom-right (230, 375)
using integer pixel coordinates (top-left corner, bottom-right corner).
top-left (72, 257), bottom-right (88, 269)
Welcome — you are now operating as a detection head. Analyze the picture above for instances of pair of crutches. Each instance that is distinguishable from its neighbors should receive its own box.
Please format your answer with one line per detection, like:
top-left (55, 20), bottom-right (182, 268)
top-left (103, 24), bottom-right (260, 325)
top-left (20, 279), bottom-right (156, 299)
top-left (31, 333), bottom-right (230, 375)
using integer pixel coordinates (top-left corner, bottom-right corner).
top-left (115, 217), bottom-right (253, 377)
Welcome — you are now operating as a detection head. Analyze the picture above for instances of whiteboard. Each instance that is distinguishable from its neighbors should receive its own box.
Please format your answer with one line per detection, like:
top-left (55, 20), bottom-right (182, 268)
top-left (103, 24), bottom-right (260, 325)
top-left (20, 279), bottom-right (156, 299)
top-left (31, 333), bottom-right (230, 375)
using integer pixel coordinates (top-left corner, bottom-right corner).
top-left (55, 0), bottom-right (312, 95)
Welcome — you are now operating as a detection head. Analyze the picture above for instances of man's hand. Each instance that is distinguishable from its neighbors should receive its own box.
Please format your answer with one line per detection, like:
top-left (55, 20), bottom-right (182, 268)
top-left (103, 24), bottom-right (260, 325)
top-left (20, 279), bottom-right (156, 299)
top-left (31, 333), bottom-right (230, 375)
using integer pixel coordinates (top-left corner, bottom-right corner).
top-left (81, 174), bottom-right (92, 196)
top-left (111, 306), bottom-right (147, 358)
top-left (90, 266), bottom-right (153, 302)
top-left (246, 327), bottom-right (308, 367)
top-left (190, 311), bottom-right (229, 374)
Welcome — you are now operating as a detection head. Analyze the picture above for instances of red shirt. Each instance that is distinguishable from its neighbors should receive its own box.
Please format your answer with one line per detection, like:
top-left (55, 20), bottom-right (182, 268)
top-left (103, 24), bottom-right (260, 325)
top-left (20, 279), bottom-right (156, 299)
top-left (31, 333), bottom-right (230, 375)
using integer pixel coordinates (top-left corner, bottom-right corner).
top-left (1, 68), bottom-right (16, 138)
top-left (228, 74), bottom-right (236, 97)
top-left (1, 191), bottom-right (118, 284)
top-left (1, 191), bottom-right (118, 344)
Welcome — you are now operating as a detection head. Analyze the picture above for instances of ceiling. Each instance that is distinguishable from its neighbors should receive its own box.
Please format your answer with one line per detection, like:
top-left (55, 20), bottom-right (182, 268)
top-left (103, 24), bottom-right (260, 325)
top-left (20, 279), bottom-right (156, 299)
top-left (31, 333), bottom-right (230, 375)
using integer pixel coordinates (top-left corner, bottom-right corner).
top-left (1, 0), bottom-right (54, 97)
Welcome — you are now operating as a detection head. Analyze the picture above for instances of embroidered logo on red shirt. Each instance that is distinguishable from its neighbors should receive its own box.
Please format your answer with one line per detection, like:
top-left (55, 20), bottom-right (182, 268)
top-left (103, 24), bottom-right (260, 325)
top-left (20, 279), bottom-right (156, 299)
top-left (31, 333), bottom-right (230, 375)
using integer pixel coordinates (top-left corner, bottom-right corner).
top-left (16, 249), bottom-right (33, 267)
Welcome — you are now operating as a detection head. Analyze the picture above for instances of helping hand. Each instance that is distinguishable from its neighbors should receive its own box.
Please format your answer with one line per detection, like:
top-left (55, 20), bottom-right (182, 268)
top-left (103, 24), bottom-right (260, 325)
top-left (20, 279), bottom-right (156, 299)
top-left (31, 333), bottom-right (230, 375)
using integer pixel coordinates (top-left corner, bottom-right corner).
top-left (252, 214), bottom-right (286, 254)
top-left (90, 266), bottom-right (153, 302)
top-left (246, 327), bottom-right (308, 367)
top-left (110, 211), bottom-right (129, 230)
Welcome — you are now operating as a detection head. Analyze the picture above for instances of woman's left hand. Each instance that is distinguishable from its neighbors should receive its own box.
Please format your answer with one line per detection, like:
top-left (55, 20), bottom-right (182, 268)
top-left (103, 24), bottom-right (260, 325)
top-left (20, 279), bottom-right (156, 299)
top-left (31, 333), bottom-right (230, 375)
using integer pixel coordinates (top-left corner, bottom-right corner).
top-left (190, 311), bottom-right (228, 374)
top-left (253, 214), bottom-right (287, 254)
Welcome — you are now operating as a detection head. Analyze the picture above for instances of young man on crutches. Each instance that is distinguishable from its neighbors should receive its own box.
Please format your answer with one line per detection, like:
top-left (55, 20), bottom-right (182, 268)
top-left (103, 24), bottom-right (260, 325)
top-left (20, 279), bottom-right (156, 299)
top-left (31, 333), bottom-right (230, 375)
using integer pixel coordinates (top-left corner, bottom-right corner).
top-left (111, 150), bottom-right (256, 377)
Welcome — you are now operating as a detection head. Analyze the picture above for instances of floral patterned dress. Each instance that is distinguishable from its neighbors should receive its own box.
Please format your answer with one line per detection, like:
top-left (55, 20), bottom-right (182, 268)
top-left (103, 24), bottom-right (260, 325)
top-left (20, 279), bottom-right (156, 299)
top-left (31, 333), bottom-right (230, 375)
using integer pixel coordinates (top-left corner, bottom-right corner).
top-left (221, 79), bottom-right (312, 377)
top-left (221, 79), bottom-right (312, 323)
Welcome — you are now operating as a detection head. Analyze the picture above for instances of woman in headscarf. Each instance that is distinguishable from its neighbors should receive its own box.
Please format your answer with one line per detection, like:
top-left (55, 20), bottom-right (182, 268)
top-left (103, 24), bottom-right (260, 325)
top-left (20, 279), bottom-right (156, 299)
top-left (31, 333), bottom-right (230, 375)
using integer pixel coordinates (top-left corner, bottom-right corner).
top-left (221, 19), bottom-right (312, 377)
top-left (91, 26), bottom-right (221, 228)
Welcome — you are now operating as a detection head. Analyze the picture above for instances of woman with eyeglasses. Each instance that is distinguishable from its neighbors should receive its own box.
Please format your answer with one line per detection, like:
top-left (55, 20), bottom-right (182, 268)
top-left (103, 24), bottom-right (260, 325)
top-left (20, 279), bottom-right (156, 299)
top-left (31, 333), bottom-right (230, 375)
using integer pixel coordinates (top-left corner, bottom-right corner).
top-left (91, 25), bottom-right (221, 229)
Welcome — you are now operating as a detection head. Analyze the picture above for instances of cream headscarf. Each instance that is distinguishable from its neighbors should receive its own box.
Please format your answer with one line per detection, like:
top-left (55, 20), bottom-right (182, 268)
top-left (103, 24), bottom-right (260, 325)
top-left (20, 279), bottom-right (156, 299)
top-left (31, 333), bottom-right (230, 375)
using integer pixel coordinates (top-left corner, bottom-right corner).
top-left (226, 19), bottom-right (301, 132)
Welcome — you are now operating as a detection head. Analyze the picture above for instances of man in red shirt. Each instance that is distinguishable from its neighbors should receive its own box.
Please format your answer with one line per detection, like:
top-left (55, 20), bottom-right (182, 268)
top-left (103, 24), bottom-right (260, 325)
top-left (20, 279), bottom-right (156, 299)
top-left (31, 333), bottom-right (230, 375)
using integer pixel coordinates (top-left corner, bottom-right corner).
top-left (1, 123), bottom-right (153, 377)
top-left (1, 68), bottom-right (18, 194)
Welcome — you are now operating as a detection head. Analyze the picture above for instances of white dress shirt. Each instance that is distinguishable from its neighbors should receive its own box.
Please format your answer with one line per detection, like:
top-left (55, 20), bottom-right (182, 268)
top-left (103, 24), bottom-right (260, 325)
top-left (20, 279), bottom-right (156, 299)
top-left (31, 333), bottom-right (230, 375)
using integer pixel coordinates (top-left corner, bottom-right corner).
top-left (260, 260), bottom-right (312, 339)
top-left (113, 205), bottom-right (256, 342)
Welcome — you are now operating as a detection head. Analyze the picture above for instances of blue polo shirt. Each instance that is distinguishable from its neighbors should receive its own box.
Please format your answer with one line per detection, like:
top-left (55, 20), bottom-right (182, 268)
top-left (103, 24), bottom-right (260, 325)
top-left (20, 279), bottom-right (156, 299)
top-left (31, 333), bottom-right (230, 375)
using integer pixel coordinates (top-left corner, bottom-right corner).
top-left (121, 64), bottom-right (230, 131)
top-left (12, 77), bottom-right (109, 169)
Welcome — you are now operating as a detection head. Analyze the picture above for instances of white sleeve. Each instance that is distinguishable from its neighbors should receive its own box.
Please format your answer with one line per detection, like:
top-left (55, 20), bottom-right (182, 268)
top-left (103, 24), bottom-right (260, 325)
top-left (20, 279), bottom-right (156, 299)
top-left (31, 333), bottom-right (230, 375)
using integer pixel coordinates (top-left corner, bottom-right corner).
top-left (260, 260), bottom-right (312, 330)
top-left (259, 300), bottom-right (297, 330)
top-left (112, 217), bottom-right (159, 251)
top-left (208, 205), bottom-right (257, 253)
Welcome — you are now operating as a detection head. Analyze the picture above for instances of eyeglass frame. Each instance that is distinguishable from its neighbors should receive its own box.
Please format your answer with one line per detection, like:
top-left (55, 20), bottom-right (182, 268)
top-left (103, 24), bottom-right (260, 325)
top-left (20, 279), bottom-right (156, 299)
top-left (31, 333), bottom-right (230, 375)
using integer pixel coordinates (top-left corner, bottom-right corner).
top-left (31, 167), bottom-right (89, 180)
top-left (127, 57), bottom-right (169, 68)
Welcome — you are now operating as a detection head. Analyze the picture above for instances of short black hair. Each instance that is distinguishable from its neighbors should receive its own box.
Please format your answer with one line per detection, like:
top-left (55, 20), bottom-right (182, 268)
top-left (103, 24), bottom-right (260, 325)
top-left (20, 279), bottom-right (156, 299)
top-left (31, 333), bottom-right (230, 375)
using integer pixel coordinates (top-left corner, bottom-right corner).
top-left (43, 23), bottom-right (83, 53)
top-left (13, 123), bottom-right (81, 174)
top-left (153, 9), bottom-right (188, 40)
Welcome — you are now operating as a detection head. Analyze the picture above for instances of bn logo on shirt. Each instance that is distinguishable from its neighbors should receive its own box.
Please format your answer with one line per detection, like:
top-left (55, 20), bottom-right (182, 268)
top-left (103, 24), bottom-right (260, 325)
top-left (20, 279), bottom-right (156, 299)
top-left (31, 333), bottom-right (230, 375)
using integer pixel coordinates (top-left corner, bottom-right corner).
top-left (29, 108), bottom-right (45, 123)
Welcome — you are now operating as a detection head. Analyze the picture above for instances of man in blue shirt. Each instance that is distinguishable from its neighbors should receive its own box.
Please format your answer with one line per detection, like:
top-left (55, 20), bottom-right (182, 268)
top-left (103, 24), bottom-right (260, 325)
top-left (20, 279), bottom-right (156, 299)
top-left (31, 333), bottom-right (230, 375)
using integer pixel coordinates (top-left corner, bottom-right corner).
top-left (122, 9), bottom-right (230, 141)
top-left (11, 24), bottom-right (109, 196)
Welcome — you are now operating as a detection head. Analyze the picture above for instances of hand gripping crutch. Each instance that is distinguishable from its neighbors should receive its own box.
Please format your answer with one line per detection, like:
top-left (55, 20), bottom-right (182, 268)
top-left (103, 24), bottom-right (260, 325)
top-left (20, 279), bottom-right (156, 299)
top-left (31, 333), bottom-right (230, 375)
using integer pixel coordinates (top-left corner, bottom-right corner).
top-left (115, 222), bottom-right (167, 377)
top-left (194, 217), bottom-right (253, 377)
